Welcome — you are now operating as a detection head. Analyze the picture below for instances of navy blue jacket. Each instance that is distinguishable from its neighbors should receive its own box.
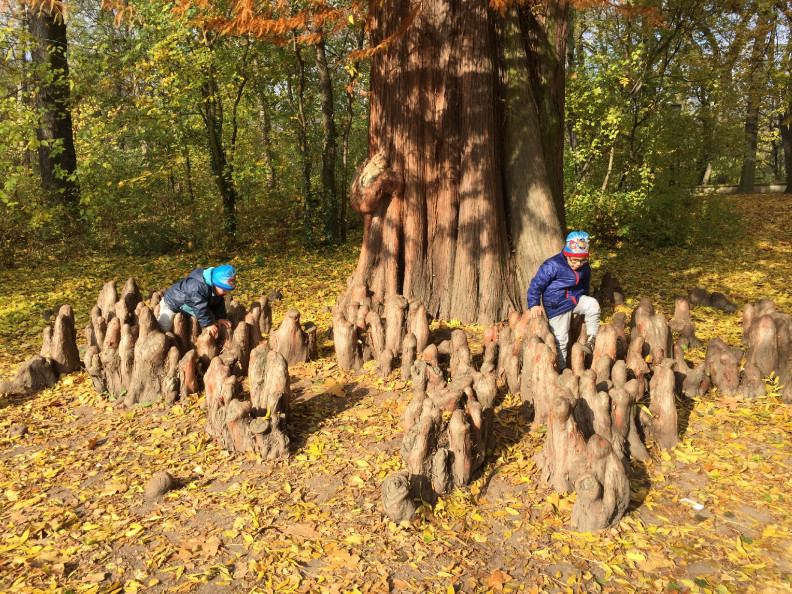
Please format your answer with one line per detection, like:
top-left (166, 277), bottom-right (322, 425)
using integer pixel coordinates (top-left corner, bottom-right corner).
top-left (526, 253), bottom-right (591, 319)
top-left (162, 267), bottom-right (228, 328)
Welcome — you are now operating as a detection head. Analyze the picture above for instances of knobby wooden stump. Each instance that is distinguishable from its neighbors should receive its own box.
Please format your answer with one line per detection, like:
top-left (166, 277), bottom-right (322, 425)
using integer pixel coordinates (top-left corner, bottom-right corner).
top-left (332, 287), bottom-right (431, 376)
top-left (84, 279), bottom-right (202, 406)
top-left (738, 300), bottom-right (792, 402)
top-left (270, 308), bottom-right (317, 366)
top-left (593, 272), bottom-right (625, 306)
top-left (2, 304), bottom-right (78, 395)
top-left (383, 329), bottom-right (496, 522)
top-left (84, 280), bottom-right (287, 407)
top-left (669, 296), bottom-right (702, 350)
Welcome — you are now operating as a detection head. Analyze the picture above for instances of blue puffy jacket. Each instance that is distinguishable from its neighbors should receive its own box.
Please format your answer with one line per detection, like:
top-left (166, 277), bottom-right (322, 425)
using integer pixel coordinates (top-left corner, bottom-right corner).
top-left (526, 253), bottom-right (591, 319)
top-left (162, 267), bottom-right (228, 328)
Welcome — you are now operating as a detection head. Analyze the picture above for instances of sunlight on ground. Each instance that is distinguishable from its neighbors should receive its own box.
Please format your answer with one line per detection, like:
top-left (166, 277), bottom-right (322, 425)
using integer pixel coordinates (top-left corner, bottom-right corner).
top-left (0, 195), bottom-right (791, 593)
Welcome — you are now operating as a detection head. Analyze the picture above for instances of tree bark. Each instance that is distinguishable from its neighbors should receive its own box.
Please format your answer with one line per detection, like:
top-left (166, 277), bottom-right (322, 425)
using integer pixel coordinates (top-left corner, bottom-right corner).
top-left (200, 65), bottom-right (238, 236)
top-left (738, 11), bottom-right (772, 194)
top-left (340, 28), bottom-right (366, 243)
top-left (314, 33), bottom-right (340, 244)
top-left (782, 104), bottom-right (792, 193)
top-left (290, 40), bottom-right (315, 247)
top-left (353, 0), bottom-right (565, 325)
top-left (27, 2), bottom-right (80, 222)
top-left (256, 86), bottom-right (276, 190)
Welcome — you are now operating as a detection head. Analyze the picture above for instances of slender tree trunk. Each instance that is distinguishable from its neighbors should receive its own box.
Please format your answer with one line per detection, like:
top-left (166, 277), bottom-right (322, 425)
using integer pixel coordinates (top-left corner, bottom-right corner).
top-left (183, 142), bottom-right (195, 203)
top-left (200, 68), bottom-right (238, 235)
top-left (601, 145), bottom-right (615, 195)
top-left (346, 0), bottom-right (564, 325)
top-left (256, 88), bottom-right (275, 190)
top-left (340, 29), bottom-right (365, 244)
top-left (14, 6), bottom-right (32, 174)
top-left (782, 15), bottom-right (792, 195)
top-left (291, 41), bottom-right (315, 247)
top-left (315, 33), bottom-right (339, 244)
top-left (781, 105), bottom-right (792, 194)
top-left (738, 12), bottom-right (772, 194)
top-left (27, 2), bottom-right (80, 222)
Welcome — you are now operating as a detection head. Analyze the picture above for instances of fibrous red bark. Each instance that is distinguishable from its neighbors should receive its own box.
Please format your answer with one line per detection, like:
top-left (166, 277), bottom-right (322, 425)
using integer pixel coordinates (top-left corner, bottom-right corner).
top-left (346, 0), bottom-right (568, 327)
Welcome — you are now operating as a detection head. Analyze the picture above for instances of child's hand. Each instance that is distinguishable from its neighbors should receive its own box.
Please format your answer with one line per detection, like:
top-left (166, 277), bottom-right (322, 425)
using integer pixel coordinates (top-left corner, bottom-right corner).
top-left (530, 305), bottom-right (545, 319)
top-left (218, 319), bottom-right (232, 329)
top-left (206, 323), bottom-right (219, 338)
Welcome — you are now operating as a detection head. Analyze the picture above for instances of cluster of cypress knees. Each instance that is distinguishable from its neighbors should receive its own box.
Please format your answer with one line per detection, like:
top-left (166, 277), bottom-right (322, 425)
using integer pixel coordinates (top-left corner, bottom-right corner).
top-left (3, 276), bottom-right (790, 531)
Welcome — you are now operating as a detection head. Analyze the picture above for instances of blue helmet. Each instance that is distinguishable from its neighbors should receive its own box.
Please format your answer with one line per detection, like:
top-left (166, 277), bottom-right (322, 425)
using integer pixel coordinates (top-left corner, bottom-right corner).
top-left (212, 265), bottom-right (237, 291)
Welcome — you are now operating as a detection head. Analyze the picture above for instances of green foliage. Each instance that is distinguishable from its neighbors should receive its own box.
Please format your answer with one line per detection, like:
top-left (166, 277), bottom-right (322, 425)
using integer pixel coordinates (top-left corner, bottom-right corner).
top-left (0, 0), bottom-right (369, 264)
top-left (565, 187), bottom-right (646, 244)
top-left (568, 183), bottom-right (740, 251)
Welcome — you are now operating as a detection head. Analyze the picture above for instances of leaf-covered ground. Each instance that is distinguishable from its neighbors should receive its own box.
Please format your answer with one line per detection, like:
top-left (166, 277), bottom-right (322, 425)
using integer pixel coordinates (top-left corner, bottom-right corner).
top-left (1, 195), bottom-right (791, 593)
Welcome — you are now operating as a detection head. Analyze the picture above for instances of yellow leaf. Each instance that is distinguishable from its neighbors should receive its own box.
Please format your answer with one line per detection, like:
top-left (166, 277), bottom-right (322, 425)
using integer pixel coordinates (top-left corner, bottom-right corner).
top-left (344, 534), bottom-right (363, 545)
top-left (125, 524), bottom-right (144, 538)
top-left (626, 551), bottom-right (646, 562)
top-left (762, 524), bottom-right (782, 538)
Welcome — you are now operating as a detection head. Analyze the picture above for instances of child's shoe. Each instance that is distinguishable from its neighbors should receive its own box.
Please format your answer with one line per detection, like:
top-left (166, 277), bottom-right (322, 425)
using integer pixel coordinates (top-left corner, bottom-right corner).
top-left (580, 336), bottom-right (596, 355)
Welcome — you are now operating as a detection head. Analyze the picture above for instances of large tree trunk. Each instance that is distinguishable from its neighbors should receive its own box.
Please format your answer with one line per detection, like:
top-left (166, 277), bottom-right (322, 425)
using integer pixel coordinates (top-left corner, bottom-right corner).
top-left (350, 1), bottom-right (565, 325)
top-left (27, 2), bottom-right (80, 221)
top-left (315, 33), bottom-right (340, 244)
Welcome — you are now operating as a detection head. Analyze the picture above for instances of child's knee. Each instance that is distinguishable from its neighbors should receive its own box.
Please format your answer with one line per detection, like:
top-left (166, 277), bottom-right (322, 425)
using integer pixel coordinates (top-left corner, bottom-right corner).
top-left (584, 296), bottom-right (600, 315)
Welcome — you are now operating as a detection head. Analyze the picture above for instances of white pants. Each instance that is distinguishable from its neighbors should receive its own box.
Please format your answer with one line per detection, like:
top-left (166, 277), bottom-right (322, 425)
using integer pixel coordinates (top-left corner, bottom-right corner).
top-left (548, 295), bottom-right (601, 369)
top-left (157, 303), bottom-right (177, 332)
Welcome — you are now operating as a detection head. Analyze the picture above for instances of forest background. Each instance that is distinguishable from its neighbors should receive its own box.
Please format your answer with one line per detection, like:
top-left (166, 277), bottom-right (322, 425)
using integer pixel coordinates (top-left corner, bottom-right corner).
top-left (0, 0), bottom-right (790, 265)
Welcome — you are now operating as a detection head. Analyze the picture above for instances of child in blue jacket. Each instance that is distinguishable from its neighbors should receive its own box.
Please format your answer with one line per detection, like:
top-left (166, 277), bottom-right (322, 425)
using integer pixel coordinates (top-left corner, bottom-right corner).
top-left (157, 265), bottom-right (237, 338)
top-left (526, 232), bottom-right (600, 369)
